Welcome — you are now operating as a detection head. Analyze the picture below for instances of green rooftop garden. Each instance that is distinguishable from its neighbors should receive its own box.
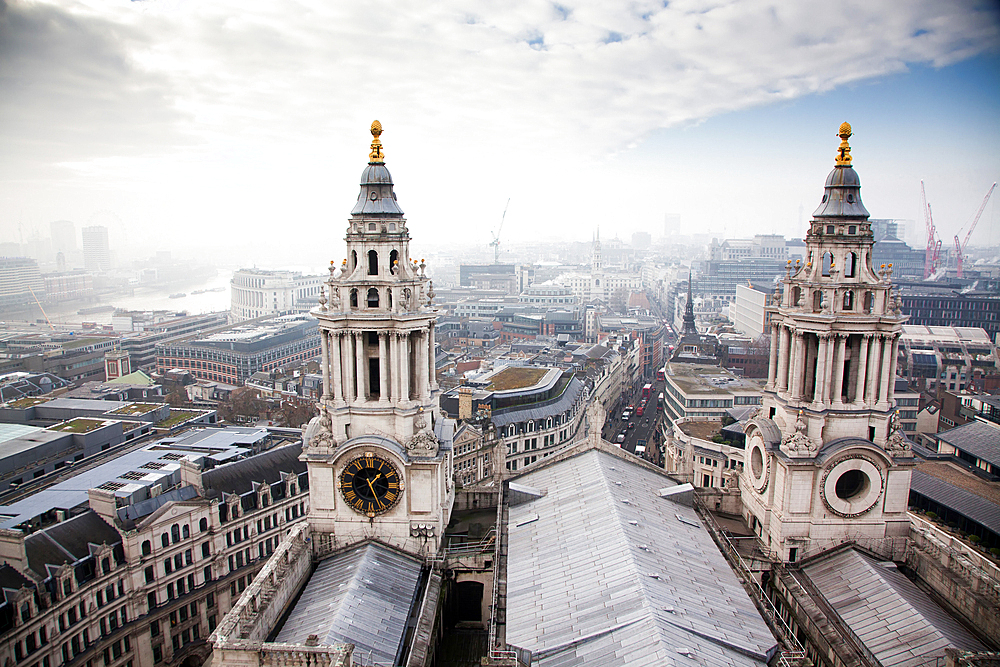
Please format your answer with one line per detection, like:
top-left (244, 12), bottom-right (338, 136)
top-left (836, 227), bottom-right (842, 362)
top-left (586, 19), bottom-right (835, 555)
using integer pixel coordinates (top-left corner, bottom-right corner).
top-left (48, 418), bottom-right (107, 434)
top-left (108, 403), bottom-right (160, 416)
top-left (5, 397), bottom-right (49, 409)
top-left (485, 367), bottom-right (549, 392)
top-left (157, 410), bottom-right (201, 428)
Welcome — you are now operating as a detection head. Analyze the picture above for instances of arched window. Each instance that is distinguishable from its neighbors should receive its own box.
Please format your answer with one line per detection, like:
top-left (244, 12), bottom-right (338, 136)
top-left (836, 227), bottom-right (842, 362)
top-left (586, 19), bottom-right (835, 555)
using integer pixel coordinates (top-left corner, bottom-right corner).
top-left (368, 250), bottom-right (378, 276)
top-left (351, 250), bottom-right (357, 272)
top-left (791, 286), bottom-right (801, 306)
top-left (182, 525), bottom-right (190, 539)
top-left (822, 252), bottom-right (833, 277)
top-left (367, 288), bottom-right (380, 308)
top-left (350, 288), bottom-right (358, 308)
top-left (390, 249), bottom-right (399, 273)
top-left (387, 290), bottom-right (393, 309)
top-left (863, 291), bottom-right (874, 314)
top-left (527, 421), bottom-right (535, 433)
top-left (199, 518), bottom-right (208, 532)
top-left (546, 417), bottom-right (553, 429)
top-left (508, 425), bottom-right (516, 437)
top-left (843, 291), bottom-right (854, 310)
top-left (161, 533), bottom-right (170, 548)
top-left (845, 252), bottom-right (858, 278)
top-left (170, 524), bottom-right (180, 544)
top-left (142, 540), bottom-right (152, 556)
top-left (813, 290), bottom-right (823, 312)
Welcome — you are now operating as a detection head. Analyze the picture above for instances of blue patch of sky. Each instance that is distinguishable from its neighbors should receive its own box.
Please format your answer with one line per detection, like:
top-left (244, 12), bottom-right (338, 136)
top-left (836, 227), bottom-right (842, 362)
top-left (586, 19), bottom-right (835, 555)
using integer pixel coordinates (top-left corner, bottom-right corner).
top-left (604, 31), bottom-right (623, 44)
top-left (638, 52), bottom-right (1000, 156)
top-left (553, 3), bottom-right (571, 20)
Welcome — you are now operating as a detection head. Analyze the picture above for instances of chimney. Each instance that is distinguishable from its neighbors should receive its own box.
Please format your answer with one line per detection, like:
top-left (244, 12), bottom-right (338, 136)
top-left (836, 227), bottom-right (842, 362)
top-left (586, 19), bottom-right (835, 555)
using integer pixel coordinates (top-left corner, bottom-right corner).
top-left (179, 459), bottom-right (204, 495)
top-left (88, 488), bottom-right (118, 522)
top-left (0, 529), bottom-right (28, 573)
top-left (458, 387), bottom-right (473, 420)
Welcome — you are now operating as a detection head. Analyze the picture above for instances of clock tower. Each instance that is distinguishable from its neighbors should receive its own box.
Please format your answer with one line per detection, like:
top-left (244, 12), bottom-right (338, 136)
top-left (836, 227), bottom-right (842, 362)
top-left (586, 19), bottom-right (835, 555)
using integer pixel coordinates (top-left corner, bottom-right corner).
top-left (742, 124), bottom-right (915, 562)
top-left (302, 121), bottom-right (453, 557)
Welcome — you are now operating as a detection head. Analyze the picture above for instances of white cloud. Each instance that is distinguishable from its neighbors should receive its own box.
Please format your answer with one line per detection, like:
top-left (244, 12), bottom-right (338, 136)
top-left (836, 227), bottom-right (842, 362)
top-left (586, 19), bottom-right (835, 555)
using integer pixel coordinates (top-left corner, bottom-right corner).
top-left (1, 0), bottom-right (998, 257)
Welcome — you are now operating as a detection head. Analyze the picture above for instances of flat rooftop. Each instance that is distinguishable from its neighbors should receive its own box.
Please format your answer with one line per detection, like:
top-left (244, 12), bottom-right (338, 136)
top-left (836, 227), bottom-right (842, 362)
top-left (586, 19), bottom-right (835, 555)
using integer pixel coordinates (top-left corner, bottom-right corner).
top-left (677, 419), bottom-right (723, 440)
top-left (479, 366), bottom-right (557, 393)
top-left (667, 362), bottom-right (763, 396)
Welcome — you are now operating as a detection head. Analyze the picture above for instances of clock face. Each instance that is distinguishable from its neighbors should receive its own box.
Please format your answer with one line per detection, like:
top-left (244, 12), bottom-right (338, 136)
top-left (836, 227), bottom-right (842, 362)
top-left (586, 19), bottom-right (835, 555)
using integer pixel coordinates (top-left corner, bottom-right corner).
top-left (339, 454), bottom-right (402, 516)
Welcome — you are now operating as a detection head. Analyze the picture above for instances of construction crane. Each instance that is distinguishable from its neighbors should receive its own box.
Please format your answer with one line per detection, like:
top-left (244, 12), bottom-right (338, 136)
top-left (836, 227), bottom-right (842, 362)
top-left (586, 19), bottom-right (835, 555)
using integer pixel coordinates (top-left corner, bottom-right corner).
top-left (921, 181), bottom-right (938, 279)
top-left (953, 182), bottom-right (997, 279)
top-left (489, 198), bottom-right (510, 264)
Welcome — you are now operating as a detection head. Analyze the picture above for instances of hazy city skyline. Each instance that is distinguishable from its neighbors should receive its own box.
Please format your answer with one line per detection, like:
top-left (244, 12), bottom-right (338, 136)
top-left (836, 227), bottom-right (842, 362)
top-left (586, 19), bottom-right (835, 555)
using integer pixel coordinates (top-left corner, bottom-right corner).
top-left (2, 0), bottom-right (999, 262)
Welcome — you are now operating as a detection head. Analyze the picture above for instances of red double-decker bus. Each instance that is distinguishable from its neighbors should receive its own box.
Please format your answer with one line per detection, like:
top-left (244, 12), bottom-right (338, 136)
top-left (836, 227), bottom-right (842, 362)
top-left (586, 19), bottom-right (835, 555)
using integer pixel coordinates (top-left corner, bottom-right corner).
top-left (656, 367), bottom-right (665, 381)
top-left (641, 383), bottom-right (652, 399)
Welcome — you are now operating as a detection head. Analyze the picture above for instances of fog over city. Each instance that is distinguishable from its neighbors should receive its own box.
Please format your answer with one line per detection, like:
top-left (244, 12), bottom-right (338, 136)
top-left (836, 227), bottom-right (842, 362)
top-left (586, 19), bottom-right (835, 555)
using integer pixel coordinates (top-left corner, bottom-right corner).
top-left (1, 0), bottom-right (999, 271)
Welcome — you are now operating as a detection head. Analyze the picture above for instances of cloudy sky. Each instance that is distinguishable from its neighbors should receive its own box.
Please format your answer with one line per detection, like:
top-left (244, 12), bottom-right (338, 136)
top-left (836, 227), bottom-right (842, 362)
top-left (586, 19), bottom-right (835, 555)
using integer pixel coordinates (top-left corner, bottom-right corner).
top-left (1, 0), bottom-right (999, 267)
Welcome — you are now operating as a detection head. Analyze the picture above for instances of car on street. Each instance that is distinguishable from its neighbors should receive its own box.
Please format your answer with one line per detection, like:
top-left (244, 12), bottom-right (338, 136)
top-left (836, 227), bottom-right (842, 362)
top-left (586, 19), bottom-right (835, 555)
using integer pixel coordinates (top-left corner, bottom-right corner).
top-left (616, 432), bottom-right (626, 443)
top-left (628, 421), bottom-right (635, 430)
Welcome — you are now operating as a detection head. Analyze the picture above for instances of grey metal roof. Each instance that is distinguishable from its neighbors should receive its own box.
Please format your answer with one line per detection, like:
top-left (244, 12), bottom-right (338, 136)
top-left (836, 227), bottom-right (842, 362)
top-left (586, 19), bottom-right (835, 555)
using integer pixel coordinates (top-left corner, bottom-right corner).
top-left (812, 164), bottom-right (870, 219)
top-left (24, 512), bottom-right (120, 578)
top-left (274, 542), bottom-right (423, 665)
top-left (506, 449), bottom-right (778, 667)
top-left (490, 377), bottom-right (585, 428)
top-left (202, 442), bottom-right (305, 496)
top-left (936, 420), bottom-right (1000, 468)
top-left (116, 485), bottom-right (199, 523)
top-left (0, 428), bottom-right (256, 530)
top-left (802, 548), bottom-right (987, 666)
top-left (910, 470), bottom-right (1000, 535)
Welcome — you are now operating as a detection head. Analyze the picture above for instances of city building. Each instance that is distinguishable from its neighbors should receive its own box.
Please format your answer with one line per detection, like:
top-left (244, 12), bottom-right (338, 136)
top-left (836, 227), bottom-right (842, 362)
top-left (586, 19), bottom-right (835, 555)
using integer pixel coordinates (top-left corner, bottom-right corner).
top-left (0, 426), bottom-right (309, 667)
top-left (42, 270), bottom-right (94, 304)
top-left (732, 281), bottom-right (777, 339)
top-left (440, 365), bottom-right (588, 474)
top-left (155, 314), bottom-right (320, 385)
top-left (229, 268), bottom-right (324, 323)
top-left (82, 226), bottom-right (111, 272)
top-left (661, 362), bottom-right (762, 422)
top-left (709, 234), bottom-right (788, 261)
top-left (872, 233), bottom-right (924, 278)
top-left (114, 311), bottom-right (230, 371)
top-left (0, 257), bottom-right (44, 311)
top-left (895, 324), bottom-right (998, 393)
top-left (898, 287), bottom-right (1000, 341)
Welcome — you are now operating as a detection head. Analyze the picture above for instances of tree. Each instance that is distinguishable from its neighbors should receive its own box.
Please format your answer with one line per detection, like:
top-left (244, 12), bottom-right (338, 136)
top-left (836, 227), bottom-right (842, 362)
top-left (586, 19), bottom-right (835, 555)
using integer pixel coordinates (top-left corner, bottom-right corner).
top-left (218, 387), bottom-right (266, 424)
top-left (166, 387), bottom-right (188, 407)
top-left (274, 400), bottom-right (317, 429)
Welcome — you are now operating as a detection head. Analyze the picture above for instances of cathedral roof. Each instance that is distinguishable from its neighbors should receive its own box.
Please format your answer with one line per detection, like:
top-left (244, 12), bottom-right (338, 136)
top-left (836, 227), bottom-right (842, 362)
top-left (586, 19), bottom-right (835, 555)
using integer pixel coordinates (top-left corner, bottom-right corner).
top-left (811, 123), bottom-right (870, 220)
top-left (350, 121), bottom-right (405, 217)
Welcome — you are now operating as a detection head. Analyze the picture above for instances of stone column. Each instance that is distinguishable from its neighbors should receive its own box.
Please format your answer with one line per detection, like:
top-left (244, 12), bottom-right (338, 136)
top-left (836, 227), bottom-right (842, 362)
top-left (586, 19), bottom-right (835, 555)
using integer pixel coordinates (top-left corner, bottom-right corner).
top-left (330, 332), bottom-right (344, 404)
top-left (776, 326), bottom-right (790, 393)
top-left (855, 334), bottom-right (870, 406)
top-left (428, 323), bottom-right (438, 390)
top-left (354, 331), bottom-right (366, 402)
top-left (400, 332), bottom-right (410, 403)
top-left (887, 335), bottom-right (901, 404)
top-left (813, 334), bottom-right (829, 406)
top-left (417, 330), bottom-right (429, 400)
top-left (877, 333), bottom-right (894, 407)
top-left (341, 331), bottom-right (354, 403)
top-left (832, 334), bottom-right (847, 406)
top-left (792, 331), bottom-right (806, 399)
top-left (866, 334), bottom-right (883, 406)
top-left (766, 323), bottom-right (779, 390)
top-left (378, 332), bottom-right (389, 403)
top-left (389, 332), bottom-right (400, 402)
top-left (320, 330), bottom-right (331, 399)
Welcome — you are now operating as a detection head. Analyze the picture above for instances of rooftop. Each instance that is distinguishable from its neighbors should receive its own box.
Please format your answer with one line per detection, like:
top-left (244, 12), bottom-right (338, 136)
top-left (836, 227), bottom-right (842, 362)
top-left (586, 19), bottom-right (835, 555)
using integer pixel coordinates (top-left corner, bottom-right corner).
top-left (482, 366), bottom-right (551, 392)
top-left (506, 447), bottom-right (777, 666)
top-left (936, 420), bottom-right (1000, 468)
top-left (676, 419), bottom-right (723, 440)
top-left (799, 547), bottom-right (987, 666)
top-left (667, 362), bottom-right (763, 396)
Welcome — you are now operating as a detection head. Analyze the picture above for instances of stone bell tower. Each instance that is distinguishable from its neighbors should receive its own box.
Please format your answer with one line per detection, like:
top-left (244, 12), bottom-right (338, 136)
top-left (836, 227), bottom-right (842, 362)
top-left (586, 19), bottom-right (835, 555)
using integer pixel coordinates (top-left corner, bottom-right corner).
top-left (742, 123), bottom-right (914, 562)
top-left (302, 121), bottom-right (452, 557)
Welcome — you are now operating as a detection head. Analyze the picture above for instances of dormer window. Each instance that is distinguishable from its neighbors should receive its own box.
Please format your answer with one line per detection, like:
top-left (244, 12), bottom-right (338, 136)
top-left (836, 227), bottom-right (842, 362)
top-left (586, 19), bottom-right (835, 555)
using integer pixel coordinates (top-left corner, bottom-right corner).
top-left (846, 194), bottom-right (854, 203)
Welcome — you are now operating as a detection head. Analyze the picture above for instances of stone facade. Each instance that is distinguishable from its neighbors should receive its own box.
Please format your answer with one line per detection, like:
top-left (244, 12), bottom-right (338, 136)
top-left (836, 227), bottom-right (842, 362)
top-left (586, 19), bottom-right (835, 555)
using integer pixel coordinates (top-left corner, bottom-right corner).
top-left (300, 121), bottom-right (453, 557)
top-left (742, 124), bottom-right (915, 563)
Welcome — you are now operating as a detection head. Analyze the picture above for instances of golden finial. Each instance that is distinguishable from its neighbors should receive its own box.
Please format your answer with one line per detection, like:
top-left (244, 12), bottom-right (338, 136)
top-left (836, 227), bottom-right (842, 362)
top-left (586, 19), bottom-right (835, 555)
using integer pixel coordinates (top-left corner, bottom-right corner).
top-left (835, 122), bottom-right (852, 166)
top-left (369, 120), bottom-right (384, 163)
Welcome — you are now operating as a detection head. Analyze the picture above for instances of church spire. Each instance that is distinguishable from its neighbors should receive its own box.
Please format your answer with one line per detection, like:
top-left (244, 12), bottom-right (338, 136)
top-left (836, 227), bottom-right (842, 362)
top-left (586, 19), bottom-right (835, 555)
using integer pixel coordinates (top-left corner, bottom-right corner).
top-left (682, 268), bottom-right (697, 335)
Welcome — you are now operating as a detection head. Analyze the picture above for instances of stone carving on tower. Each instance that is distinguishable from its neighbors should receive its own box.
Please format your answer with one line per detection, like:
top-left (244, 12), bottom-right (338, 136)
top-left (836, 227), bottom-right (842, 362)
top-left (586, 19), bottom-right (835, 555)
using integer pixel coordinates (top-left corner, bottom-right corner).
top-left (301, 121), bottom-right (452, 557)
top-left (741, 124), bottom-right (915, 562)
